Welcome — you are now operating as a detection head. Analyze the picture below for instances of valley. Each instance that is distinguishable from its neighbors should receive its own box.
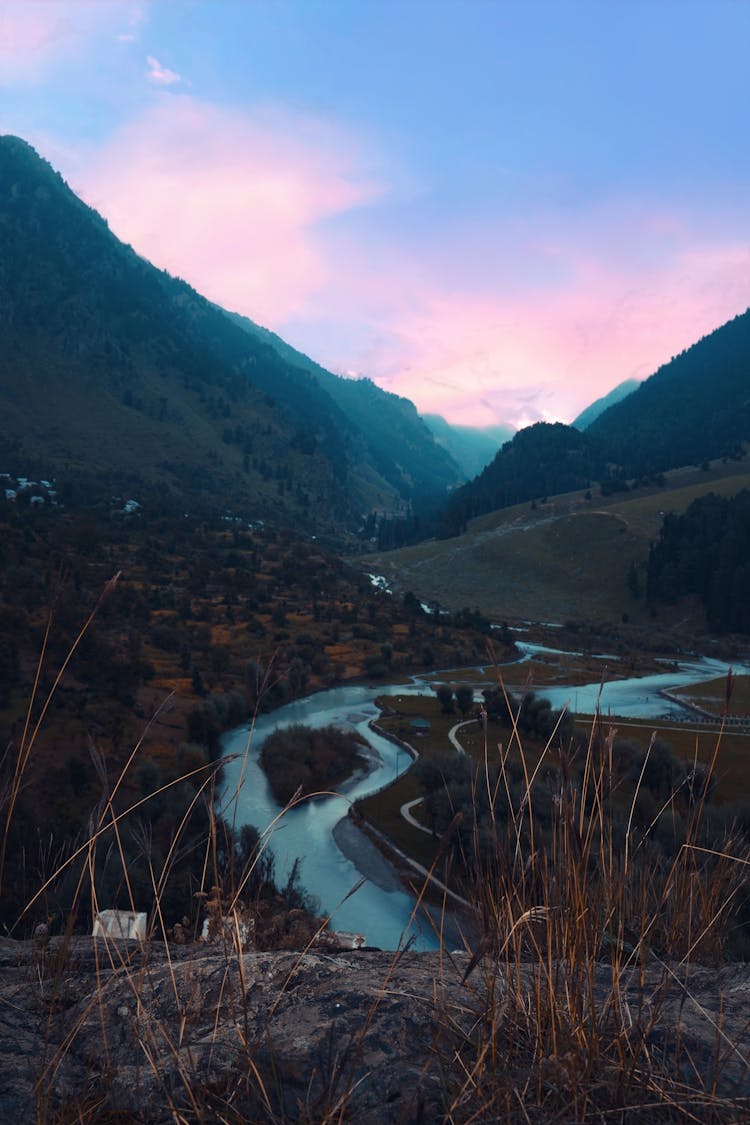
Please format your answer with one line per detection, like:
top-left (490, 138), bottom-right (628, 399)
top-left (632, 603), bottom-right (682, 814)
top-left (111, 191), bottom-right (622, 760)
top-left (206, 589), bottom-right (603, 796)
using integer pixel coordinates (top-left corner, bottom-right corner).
top-left (359, 455), bottom-right (750, 629)
top-left (0, 135), bottom-right (749, 1121)
top-left (220, 636), bottom-right (750, 949)
top-left (4, 10), bottom-right (750, 1117)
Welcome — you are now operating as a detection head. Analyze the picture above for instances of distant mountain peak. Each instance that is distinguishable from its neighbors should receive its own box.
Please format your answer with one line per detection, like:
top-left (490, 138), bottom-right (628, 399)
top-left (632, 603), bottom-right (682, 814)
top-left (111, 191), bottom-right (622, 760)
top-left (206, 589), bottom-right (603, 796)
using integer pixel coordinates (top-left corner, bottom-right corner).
top-left (572, 379), bottom-right (639, 430)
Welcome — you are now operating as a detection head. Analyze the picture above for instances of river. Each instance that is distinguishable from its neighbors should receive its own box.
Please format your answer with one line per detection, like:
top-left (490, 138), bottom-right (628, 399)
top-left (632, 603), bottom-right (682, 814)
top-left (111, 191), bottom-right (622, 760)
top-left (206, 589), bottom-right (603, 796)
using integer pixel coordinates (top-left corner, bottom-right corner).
top-left (515, 644), bottom-right (750, 719)
top-left (220, 648), bottom-right (748, 950)
top-left (220, 685), bottom-right (441, 951)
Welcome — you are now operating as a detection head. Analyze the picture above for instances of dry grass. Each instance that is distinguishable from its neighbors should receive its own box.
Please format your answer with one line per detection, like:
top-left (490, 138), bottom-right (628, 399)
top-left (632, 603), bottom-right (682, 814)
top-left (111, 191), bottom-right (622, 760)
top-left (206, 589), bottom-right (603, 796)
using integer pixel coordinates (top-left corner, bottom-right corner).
top-left (3, 597), bottom-right (750, 1123)
top-left (434, 667), bottom-right (750, 1122)
top-left (679, 675), bottom-right (750, 717)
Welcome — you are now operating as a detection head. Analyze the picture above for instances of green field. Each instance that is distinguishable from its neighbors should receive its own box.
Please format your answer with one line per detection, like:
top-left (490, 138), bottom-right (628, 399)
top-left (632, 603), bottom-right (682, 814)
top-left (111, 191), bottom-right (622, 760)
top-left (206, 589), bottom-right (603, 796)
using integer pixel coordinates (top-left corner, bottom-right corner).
top-left (678, 673), bottom-right (750, 716)
top-left (359, 681), bottom-right (750, 869)
top-left (358, 459), bottom-right (750, 627)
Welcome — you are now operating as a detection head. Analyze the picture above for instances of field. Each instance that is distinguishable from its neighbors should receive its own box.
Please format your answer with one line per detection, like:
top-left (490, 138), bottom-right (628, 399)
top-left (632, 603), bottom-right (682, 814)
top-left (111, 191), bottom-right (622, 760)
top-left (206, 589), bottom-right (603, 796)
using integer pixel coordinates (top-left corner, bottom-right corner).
top-left (679, 673), bottom-right (750, 715)
top-left (358, 665), bottom-right (750, 879)
top-left (358, 458), bottom-right (750, 626)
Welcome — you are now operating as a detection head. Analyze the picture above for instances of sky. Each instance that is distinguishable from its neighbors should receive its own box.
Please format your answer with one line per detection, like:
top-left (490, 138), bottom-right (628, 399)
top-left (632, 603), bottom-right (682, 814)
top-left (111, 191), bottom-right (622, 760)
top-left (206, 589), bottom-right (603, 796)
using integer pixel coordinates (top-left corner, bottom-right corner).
top-left (2, 1), bottom-right (750, 429)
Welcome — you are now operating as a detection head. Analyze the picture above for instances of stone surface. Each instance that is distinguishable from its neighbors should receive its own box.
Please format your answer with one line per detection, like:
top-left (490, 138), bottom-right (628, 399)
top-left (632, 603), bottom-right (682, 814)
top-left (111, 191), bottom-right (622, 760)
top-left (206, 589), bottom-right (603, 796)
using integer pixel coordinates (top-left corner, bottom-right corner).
top-left (1, 937), bottom-right (749, 1121)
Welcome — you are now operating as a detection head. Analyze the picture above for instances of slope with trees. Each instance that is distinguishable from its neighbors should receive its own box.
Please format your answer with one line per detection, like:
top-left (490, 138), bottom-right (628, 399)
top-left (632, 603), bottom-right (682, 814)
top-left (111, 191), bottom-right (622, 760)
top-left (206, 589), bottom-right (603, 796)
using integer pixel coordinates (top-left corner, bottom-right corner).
top-left (572, 378), bottom-right (639, 430)
top-left (588, 309), bottom-right (750, 473)
top-left (430, 308), bottom-right (750, 538)
top-left (646, 489), bottom-right (750, 634)
top-left (226, 311), bottom-right (462, 498)
top-left (0, 135), bottom-right (458, 539)
top-left (438, 422), bottom-right (599, 536)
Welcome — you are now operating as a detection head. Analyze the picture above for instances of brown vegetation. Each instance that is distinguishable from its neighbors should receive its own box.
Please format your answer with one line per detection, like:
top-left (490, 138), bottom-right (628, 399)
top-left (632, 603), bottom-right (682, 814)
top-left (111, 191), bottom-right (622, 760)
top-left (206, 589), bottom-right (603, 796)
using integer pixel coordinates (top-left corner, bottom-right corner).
top-left (1, 655), bottom-right (750, 1121)
top-left (0, 491), bottom-right (499, 931)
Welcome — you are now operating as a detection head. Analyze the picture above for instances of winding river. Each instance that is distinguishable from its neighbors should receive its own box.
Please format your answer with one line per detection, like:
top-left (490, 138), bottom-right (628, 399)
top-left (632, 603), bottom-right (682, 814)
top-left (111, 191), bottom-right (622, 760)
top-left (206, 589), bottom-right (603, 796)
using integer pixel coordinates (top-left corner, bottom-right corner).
top-left (220, 648), bottom-right (749, 950)
top-left (220, 686), bottom-right (440, 951)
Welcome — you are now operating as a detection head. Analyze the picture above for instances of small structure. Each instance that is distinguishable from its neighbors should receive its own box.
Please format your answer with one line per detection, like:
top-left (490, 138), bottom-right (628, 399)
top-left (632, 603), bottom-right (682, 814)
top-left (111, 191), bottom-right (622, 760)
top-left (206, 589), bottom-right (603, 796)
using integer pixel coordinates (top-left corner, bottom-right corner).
top-left (92, 909), bottom-right (147, 941)
top-left (315, 929), bottom-right (366, 951)
top-left (410, 717), bottom-right (431, 737)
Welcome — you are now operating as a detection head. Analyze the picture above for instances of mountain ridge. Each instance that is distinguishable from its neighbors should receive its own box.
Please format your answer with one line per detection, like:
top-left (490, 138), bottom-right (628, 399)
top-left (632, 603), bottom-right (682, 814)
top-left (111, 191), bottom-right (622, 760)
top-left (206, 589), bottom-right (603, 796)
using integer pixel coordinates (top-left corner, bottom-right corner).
top-left (421, 413), bottom-right (514, 478)
top-left (0, 134), bottom-right (458, 536)
top-left (572, 378), bottom-right (639, 430)
top-left (435, 308), bottom-right (750, 535)
top-left (223, 308), bottom-right (461, 498)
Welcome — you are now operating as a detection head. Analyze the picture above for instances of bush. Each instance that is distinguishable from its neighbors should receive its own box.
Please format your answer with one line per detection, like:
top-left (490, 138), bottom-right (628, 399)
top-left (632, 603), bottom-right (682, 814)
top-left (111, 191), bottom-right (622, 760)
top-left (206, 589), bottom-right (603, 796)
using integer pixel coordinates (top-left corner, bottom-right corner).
top-left (260, 723), bottom-right (369, 805)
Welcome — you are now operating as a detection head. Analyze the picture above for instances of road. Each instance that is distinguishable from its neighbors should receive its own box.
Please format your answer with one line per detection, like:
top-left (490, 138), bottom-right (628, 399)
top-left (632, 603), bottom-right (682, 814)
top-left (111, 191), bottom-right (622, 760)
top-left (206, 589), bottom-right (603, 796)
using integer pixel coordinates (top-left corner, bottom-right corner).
top-left (399, 716), bottom-right (476, 833)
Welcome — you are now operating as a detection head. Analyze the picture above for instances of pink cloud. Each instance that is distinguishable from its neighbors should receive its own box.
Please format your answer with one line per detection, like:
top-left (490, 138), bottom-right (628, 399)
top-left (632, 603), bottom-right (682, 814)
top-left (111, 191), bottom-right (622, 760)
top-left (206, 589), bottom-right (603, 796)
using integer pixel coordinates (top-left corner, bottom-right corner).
top-left (73, 97), bottom-right (385, 327)
top-left (146, 55), bottom-right (180, 86)
top-left (343, 233), bottom-right (750, 428)
top-left (273, 198), bottom-right (750, 428)
top-left (51, 94), bottom-right (750, 431)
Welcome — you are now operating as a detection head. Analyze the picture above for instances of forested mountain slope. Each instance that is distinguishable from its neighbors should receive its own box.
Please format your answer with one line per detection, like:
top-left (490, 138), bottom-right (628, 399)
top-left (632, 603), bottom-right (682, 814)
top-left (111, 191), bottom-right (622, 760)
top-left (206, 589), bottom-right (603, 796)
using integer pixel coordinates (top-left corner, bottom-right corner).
top-left (438, 422), bottom-right (599, 535)
top-left (572, 378), bottom-right (639, 430)
top-left (647, 489), bottom-right (750, 633)
top-left (224, 311), bottom-right (462, 498)
top-left (0, 136), bottom-right (454, 534)
top-left (435, 310), bottom-right (750, 536)
top-left (588, 309), bottom-right (750, 472)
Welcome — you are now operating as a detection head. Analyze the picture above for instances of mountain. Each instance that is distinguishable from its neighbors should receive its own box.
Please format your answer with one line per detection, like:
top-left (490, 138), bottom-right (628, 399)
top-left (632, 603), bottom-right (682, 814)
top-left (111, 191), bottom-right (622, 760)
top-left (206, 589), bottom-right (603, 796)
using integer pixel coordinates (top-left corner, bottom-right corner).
top-left (224, 312), bottom-right (461, 498)
top-left (572, 379), bottom-right (639, 430)
top-left (438, 422), bottom-right (599, 535)
top-left (434, 309), bottom-right (750, 536)
top-left (588, 309), bottom-right (750, 474)
top-left (421, 414), bottom-right (514, 478)
top-left (0, 135), bottom-right (457, 535)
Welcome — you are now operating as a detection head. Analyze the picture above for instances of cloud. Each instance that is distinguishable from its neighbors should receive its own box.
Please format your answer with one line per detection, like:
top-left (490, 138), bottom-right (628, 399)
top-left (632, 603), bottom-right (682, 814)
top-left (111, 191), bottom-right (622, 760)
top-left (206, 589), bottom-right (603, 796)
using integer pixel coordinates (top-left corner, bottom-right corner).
top-left (73, 96), bottom-right (385, 326)
top-left (341, 228), bottom-right (750, 427)
top-left (256, 194), bottom-right (749, 429)
top-left (47, 91), bottom-right (750, 431)
top-left (0, 2), bottom-right (135, 84)
top-left (117, 4), bottom-right (146, 42)
top-left (146, 55), bottom-right (180, 86)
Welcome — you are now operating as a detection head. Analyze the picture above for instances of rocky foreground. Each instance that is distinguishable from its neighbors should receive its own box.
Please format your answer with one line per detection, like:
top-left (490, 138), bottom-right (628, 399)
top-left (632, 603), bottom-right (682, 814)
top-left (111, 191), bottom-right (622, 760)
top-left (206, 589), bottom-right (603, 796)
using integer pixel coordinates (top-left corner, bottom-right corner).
top-left (2, 937), bottom-right (750, 1122)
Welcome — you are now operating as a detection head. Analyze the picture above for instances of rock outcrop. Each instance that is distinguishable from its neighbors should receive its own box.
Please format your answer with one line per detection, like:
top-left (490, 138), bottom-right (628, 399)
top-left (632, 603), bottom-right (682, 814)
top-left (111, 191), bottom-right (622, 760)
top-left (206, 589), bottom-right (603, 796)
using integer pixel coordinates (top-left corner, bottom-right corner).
top-left (1, 937), bottom-right (750, 1122)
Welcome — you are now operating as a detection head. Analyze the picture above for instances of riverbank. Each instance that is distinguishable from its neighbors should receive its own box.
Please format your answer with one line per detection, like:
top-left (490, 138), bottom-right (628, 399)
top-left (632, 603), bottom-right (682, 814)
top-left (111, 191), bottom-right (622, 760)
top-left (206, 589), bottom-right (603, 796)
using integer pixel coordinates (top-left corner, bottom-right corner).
top-left (331, 816), bottom-right (404, 894)
top-left (221, 646), bottom-right (750, 948)
top-left (331, 816), bottom-right (471, 949)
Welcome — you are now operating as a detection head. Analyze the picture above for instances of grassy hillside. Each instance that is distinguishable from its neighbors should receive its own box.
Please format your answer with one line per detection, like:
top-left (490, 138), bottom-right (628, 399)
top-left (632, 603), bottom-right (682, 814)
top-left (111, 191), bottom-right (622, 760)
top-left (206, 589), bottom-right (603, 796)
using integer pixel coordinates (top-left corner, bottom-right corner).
top-left (359, 458), bottom-right (750, 628)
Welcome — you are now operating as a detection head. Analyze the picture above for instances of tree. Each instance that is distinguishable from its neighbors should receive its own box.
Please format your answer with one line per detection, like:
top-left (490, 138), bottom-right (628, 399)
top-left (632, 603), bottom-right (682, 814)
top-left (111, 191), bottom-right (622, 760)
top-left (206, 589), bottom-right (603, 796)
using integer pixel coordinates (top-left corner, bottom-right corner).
top-left (435, 685), bottom-right (455, 714)
top-left (455, 684), bottom-right (474, 716)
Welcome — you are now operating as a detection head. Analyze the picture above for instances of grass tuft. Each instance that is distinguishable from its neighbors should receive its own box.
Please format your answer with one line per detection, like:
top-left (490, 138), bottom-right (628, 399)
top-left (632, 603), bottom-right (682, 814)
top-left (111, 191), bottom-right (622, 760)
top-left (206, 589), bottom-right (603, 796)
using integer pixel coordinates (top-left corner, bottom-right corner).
top-left (435, 666), bottom-right (750, 1122)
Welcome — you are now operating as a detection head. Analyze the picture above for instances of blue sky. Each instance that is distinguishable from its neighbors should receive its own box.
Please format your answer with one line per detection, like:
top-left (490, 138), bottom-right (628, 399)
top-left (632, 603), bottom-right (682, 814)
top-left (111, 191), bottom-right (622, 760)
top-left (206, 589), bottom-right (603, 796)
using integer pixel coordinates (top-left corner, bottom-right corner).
top-left (2, 0), bottom-right (749, 427)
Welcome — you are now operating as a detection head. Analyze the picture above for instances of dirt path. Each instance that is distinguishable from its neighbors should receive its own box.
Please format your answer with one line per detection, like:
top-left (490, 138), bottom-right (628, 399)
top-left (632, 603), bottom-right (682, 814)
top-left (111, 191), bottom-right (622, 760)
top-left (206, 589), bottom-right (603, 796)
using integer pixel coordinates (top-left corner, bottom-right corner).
top-left (399, 718), bottom-right (475, 835)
